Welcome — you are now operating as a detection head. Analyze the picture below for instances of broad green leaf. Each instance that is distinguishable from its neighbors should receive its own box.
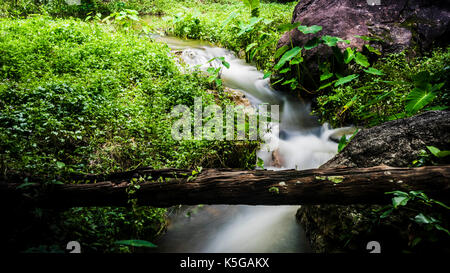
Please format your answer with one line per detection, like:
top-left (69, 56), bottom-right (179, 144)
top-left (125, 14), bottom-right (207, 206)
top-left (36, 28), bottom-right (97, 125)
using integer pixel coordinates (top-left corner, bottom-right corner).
top-left (427, 146), bottom-right (450, 158)
top-left (274, 46), bottom-right (302, 70)
top-left (414, 213), bottom-right (437, 224)
top-left (290, 56), bottom-right (303, 65)
top-left (426, 145), bottom-right (441, 157)
top-left (297, 25), bottom-right (322, 34)
top-left (363, 67), bottom-right (384, 75)
top-left (256, 157), bottom-right (264, 168)
top-left (304, 37), bottom-right (321, 50)
top-left (380, 208), bottom-right (393, 218)
top-left (437, 151), bottom-right (450, 158)
top-left (263, 72), bottom-right (271, 79)
top-left (405, 88), bottom-right (437, 115)
top-left (279, 67), bottom-right (291, 74)
top-left (354, 52), bottom-right (369, 67)
top-left (318, 81), bottom-right (335, 90)
top-left (115, 239), bottom-right (157, 248)
top-left (334, 74), bottom-right (358, 86)
top-left (221, 11), bottom-right (237, 28)
top-left (321, 35), bottom-right (340, 47)
top-left (274, 45), bottom-right (289, 59)
top-left (277, 22), bottom-right (301, 32)
top-left (338, 135), bottom-right (347, 152)
top-left (343, 47), bottom-right (354, 64)
top-left (392, 196), bottom-right (409, 208)
top-left (56, 161), bottom-right (65, 169)
top-left (320, 71), bottom-right (333, 81)
top-left (281, 78), bottom-right (296, 85)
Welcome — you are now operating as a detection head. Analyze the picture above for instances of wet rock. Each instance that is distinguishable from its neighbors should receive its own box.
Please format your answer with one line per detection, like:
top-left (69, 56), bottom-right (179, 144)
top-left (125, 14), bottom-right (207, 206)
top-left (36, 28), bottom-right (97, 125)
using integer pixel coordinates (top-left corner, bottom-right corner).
top-left (297, 111), bottom-right (450, 253)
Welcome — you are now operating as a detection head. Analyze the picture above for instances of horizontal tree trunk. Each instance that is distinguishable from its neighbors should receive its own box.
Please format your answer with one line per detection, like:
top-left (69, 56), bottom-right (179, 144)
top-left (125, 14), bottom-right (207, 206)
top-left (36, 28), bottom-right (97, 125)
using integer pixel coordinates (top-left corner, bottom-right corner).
top-left (1, 165), bottom-right (449, 207)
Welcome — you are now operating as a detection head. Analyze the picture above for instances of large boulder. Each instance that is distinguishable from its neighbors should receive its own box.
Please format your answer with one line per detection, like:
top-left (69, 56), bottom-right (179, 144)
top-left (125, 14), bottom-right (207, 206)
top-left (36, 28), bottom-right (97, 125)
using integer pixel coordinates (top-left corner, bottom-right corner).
top-left (297, 111), bottom-right (450, 253)
top-left (277, 0), bottom-right (450, 84)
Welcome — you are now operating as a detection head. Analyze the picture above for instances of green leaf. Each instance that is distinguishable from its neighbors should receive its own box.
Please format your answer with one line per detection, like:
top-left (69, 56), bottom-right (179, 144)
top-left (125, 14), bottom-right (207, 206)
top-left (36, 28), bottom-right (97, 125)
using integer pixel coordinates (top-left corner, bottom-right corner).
top-left (405, 88), bottom-right (437, 115)
top-left (392, 196), bottom-right (409, 208)
top-left (115, 239), bottom-right (157, 248)
top-left (304, 37), bottom-right (321, 50)
top-left (426, 146), bottom-right (441, 157)
top-left (246, 42), bottom-right (258, 52)
top-left (274, 47), bottom-right (302, 70)
top-left (327, 176), bottom-right (344, 183)
top-left (414, 213), bottom-right (438, 224)
top-left (334, 74), bottom-right (358, 87)
top-left (380, 208), bottom-right (393, 218)
top-left (433, 200), bottom-right (450, 210)
top-left (338, 135), bottom-right (347, 152)
top-left (427, 146), bottom-right (450, 158)
top-left (279, 67), bottom-right (291, 74)
top-left (320, 71), bottom-right (333, 81)
top-left (257, 157), bottom-right (264, 168)
top-left (321, 35), bottom-right (340, 47)
top-left (274, 45), bottom-right (289, 59)
top-left (297, 25), bottom-right (322, 34)
top-left (343, 47), bottom-right (354, 64)
top-left (363, 67), bottom-right (384, 75)
top-left (290, 56), bottom-right (303, 65)
top-left (318, 81), bottom-right (335, 90)
top-left (365, 44), bottom-right (382, 55)
top-left (263, 72), bottom-right (271, 79)
top-left (354, 52), bottom-right (369, 67)
top-left (268, 186), bottom-right (279, 194)
top-left (56, 161), bottom-right (65, 169)
top-left (277, 22), bottom-right (301, 32)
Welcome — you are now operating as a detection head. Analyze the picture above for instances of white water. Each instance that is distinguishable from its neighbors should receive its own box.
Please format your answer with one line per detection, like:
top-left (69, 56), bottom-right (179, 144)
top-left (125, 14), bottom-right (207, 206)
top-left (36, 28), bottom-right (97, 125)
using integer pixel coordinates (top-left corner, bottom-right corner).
top-left (152, 36), bottom-right (348, 253)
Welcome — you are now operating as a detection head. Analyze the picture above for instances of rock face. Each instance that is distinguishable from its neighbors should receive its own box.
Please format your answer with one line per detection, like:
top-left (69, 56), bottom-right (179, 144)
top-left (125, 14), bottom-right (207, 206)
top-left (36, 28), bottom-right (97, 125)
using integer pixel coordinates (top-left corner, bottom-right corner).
top-left (277, 0), bottom-right (450, 82)
top-left (279, 0), bottom-right (450, 52)
top-left (297, 111), bottom-right (450, 253)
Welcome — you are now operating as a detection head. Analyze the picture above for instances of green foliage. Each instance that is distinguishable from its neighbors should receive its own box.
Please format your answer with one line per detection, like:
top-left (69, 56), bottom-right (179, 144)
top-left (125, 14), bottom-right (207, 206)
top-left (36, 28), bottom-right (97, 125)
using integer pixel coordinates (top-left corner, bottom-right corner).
top-left (160, 0), bottom-right (296, 71)
top-left (314, 48), bottom-right (450, 127)
top-left (377, 190), bottom-right (450, 248)
top-left (412, 146), bottom-right (450, 167)
top-left (0, 16), bottom-right (258, 252)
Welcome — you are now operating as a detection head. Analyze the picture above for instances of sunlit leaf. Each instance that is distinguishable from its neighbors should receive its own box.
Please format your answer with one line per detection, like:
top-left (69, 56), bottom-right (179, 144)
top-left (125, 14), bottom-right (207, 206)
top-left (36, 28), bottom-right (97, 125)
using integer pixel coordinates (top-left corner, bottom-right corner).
top-left (297, 25), bottom-right (322, 34)
top-left (334, 74), bottom-right (358, 86)
top-left (405, 88), bottom-right (437, 115)
top-left (354, 52), bottom-right (369, 67)
top-left (274, 46), bottom-right (302, 70)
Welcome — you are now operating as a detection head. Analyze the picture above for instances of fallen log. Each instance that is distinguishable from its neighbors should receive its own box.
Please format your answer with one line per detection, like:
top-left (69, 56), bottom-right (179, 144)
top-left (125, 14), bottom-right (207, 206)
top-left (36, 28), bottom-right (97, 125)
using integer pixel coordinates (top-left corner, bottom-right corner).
top-left (1, 165), bottom-right (449, 207)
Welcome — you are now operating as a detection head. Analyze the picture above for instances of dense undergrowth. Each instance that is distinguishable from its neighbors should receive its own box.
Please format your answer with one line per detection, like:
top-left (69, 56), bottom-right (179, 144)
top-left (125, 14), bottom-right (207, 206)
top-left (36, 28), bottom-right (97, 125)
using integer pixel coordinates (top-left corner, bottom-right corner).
top-left (314, 47), bottom-right (450, 128)
top-left (0, 16), bottom-right (257, 252)
top-left (1, 0), bottom-right (449, 253)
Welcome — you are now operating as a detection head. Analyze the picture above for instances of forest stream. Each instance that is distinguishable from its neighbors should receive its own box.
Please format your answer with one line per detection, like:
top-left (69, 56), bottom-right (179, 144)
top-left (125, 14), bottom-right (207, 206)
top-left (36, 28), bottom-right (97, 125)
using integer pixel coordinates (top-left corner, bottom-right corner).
top-left (149, 34), bottom-right (345, 253)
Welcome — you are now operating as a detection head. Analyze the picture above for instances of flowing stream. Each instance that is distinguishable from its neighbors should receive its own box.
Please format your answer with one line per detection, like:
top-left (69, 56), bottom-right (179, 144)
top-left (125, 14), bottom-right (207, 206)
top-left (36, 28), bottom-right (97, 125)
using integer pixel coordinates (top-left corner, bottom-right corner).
top-left (150, 35), bottom-right (346, 253)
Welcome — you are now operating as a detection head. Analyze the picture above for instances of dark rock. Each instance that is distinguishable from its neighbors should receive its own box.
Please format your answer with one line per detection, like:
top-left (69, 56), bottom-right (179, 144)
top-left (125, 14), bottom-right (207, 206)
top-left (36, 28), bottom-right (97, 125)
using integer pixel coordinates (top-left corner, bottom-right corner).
top-left (297, 111), bottom-right (450, 253)
top-left (277, 0), bottom-right (450, 85)
top-left (321, 110), bottom-right (450, 169)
